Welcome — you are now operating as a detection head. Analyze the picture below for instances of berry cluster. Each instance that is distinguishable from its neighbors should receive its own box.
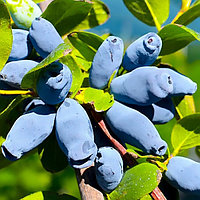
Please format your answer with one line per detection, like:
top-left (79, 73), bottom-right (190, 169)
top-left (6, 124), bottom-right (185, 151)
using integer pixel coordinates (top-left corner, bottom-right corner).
top-left (0, 1), bottom-right (198, 197)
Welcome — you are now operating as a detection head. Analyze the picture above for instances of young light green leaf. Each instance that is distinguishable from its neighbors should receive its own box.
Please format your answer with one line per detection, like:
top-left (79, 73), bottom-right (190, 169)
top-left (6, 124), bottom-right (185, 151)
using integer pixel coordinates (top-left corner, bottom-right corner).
top-left (140, 194), bottom-right (153, 200)
top-left (158, 24), bottom-right (200, 55)
top-left (75, 87), bottom-right (114, 112)
top-left (173, 95), bottom-right (195, 119)
top-left (171, 114), bottom-right (200, 155)
top-left (20, 191), bottom-right (79, 200)
top-left (38, 132), bottom-right (68, 173)
top-left (60, 54), bottom-right (84, 98)
top-left (68, 31), bottom-right (103, 62)
top-left (42, 0), bottom-right (92, 36)
top-left (5, 0), bottom-right (42, 29)
top-left (0, 0), bottom-right (12, 71)
top-left (21, 43), bottom-right (71, 90)
top-left (123, 0), bottom-right (169, 30)
top-left (109, 163), bottom-right (161, 200)
top-left (74, 0), bottom-right (110, 31)
top-left (174, 1), bottom-right (200, 25)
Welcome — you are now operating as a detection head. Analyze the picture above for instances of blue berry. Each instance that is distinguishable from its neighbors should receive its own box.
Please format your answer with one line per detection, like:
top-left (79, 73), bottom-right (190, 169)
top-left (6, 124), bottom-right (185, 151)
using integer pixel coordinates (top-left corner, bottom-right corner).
top-left (55, 98), bottom-right (97, 169)
top-left (89, 36), bottom-right (124, 89)
top-left (1, 105), bottom-right (56, 161)
top-left (122, 32), bottom-right (162, 71)
top-left (162, 68), bottom-right (197, 96)
top-left (29, 17), bottom-right (64, 58)
top-left (36, 62), bottom-right (72, 105)
top-left (8, 29), bottom-right (33, 62)
top-left (105, 101), bottom-right (167, 155)
top-left (165, 156), bottom-right (200, 195)
top-left (127, 97), bottom-right (175, 124)
top-left (0, 60), bottom-right (38, 88)
top-left (95, 147), bottom-right (123, 193)
top-left (110, 66), bottom-right (173, 106)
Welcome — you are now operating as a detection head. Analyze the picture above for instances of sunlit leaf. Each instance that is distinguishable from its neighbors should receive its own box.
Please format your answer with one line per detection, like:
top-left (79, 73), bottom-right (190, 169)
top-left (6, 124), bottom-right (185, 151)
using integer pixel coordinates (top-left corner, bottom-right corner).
top-left (0, 0), bottom-right (12, 71)
top-left (158, 24), bottom-right (200, 55)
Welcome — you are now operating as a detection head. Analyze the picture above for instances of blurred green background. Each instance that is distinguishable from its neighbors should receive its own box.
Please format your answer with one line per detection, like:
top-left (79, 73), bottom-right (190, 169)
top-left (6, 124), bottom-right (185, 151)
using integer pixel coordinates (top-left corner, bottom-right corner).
top-left (1, 0), bottom-right (200, 199)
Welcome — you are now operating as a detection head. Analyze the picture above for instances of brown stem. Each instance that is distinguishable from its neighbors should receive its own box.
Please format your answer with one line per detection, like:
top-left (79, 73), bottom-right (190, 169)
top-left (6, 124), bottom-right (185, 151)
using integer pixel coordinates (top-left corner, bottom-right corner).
top-left (39, 0), bottom-right (53, 12)
top-left (151, 187), bottom-right (167, 200)
top-left (75, 166), bottom-right (104, 200)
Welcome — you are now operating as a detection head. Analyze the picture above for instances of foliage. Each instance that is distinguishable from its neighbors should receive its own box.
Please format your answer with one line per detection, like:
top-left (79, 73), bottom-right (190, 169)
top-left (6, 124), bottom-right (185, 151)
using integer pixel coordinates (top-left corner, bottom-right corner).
top-left (1, 0), bottom-right (200, 199)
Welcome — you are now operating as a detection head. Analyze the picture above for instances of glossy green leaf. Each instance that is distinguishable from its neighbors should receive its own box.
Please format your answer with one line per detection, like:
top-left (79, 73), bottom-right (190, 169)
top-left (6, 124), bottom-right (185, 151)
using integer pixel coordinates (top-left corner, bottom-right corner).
top-left (173, 95), bottom-right (195, 119)
top-left (171, 114), bottom-right (200, 155)
top-left (75, 87), bottom-right (114, 112)
top-left (42, 0), bottom-right (92, 36)
top-left (109, 163), bottom-right (161, 200)
top-left (140, 194), bottom-right (152, 200)
top-left (67, 31), bottom-right (103, 62)
top-left (0, 95), bottom-right (27, 119)
top-left (75, 0), bottom-right (110, 31)
top-left (60, 54), bottom-right (84, 98)
top-left (0, 0), bottom-right (12, 71)
top-left (123, 0), bottom-right (169, 30)
top-left (0, 95), bottom-right (28, 137)
top-left (38, 132), bottom-right (68, 173)
top-left (21, 43), bottom-right (71, 90)
top-left (20, 191), bottom-right (79, 200)
top-left (33, 0), bottom-right (45, 3)
top-left (174, 1), bottom-right (200, 25)
top-left (158, 24), bottom-right (200, 55)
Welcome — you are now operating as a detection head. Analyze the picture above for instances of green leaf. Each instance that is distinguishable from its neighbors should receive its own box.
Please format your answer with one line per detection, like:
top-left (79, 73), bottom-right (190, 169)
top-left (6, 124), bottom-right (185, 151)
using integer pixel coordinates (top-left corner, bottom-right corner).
top-left (38, 132), bottom-right (68, 173)
top-left (42, 0), bottom-right (92, 36)
top-left (0, 0), bottom-right (12, 71)
top-left (21, 43), bottom-right (71, 90)
top-left (109, 163), bottom-right (161, 200)
top-left (75, 0), bottom-right (110, 31)
top-left (0, 95), bottom-right (27, 119)
top-left (60, 54), bottom-right (84, 98)
top-left (5, 0), bottom-right (42, 29)
top-left (67, 31), bottom-right (103, 62)
top-left (75, 87), bottom-right (114, 112)
top-left (123, 0), bottom-right (169, 30)
top-left (140, 194), bottom-right (152, 200)
top-left (158, 24), bottom-right (200, 55)
top-left (173, 95), bottom-right (196, 119)
top-left (0, 95), bottom-right (28, 137)
top-left (174, 1), bottom-right (200, 25)
top-left (171, 114), bottom-right (200, 155)
top-left (33, 0), bottom-right (45, 3)
top-left (20, 191), bottom-right (79, 200)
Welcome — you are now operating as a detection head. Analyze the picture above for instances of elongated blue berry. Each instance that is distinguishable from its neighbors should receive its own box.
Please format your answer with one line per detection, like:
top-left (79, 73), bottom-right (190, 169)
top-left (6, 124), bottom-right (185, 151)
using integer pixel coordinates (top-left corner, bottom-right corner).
top-left (127, 97), bottom-right (175, 124)
top-left (89, 36), bottom-right (124, 89)
top-left (8, 29), bottom-right (32, 62)
top-left (105, 101), bottom-right (167, 155)
top-left (122, 32), bottom-right (162, 71)
top-left (162, 68), bottom-right (197, 96)
top-left (29, 17), bottom-right (64, 58)
top-left (55, 98), bottom-right (97, 169)
top-left (95, 147), bottom-right (123, 193)
top-left (110, 66), bottom-right (173, 106)
top-left (36, 62), bottom-right (72, 105)
top-left (0, 60), bottom-right (38, 88)
top-left (1, 105), bottom-right (56, 161)
top-left (165, 156), bottom-right (200, 195)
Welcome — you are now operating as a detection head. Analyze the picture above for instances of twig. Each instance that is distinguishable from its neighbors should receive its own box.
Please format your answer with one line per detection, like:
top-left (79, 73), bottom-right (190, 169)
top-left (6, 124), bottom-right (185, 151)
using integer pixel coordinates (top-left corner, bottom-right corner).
top-left (75, 166), bottom-right (104, 200)
top-left (39, 0), bottom-right (53, 12)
